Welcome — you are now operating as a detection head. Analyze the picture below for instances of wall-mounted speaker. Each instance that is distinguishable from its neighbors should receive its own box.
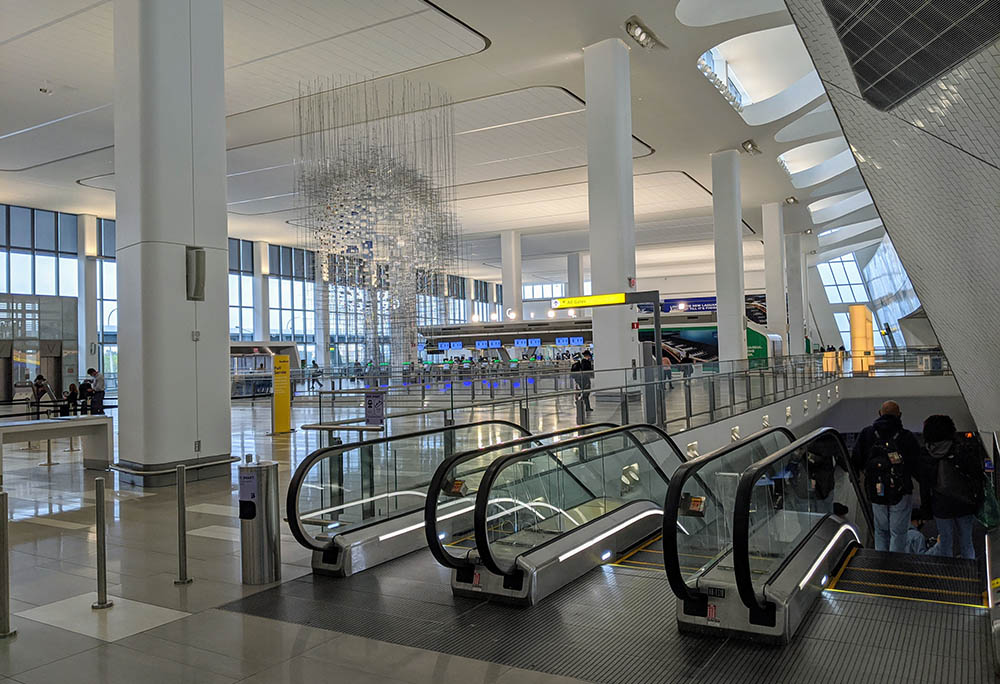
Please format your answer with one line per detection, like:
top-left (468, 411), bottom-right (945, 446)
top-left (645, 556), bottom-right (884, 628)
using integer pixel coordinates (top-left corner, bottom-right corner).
top-left (186, 247), bottom-right (206, 301)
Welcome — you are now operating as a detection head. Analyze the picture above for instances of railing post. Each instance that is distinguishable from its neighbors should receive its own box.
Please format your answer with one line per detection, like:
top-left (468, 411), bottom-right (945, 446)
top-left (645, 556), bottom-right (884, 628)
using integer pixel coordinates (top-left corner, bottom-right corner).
top-left (175, 464), bottom-right (192, 585)
top-left (708, 377), bottom-right (717, 422)
top-left (575, 396), bottom-right (586, 425)
top-left (519, 401), bottom-right (530, 432)
top-left (745, 372), bottom-right (753, 410)
top-left (619, 387), bottom-right (630, 424)
top-left (683, 379), bottom-right (692, 430)
top-left (0, 492), bottom-right (14, 638)
top-left (728, 373), bottom-right (736, 417)
top-left (91, 477), bottom-right (113, 609)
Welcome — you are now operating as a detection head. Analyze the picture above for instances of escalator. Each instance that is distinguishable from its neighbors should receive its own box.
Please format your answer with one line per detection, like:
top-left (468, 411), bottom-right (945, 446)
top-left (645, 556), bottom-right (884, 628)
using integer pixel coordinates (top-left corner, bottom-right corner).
top-left (287, 419), bottom-right (613, 576)
top-left (425, 423), bottom-right (686, 604)
top-left (667, 426), bottom-right (993, 647)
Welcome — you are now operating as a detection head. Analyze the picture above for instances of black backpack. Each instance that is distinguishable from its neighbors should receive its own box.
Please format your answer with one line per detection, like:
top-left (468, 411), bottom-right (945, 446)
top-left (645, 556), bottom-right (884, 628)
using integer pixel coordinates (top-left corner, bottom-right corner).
top-left (864, 429), bottom-right (908, 505)
top-left (933, 442), bottom-right (983, 509)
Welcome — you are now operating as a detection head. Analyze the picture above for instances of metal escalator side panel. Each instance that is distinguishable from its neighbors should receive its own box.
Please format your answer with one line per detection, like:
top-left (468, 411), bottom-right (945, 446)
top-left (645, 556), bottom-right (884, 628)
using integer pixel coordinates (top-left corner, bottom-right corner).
top-left (422, 423), bottom-right (617, 572)
top-left (663, 426), bottom-right (796, 615)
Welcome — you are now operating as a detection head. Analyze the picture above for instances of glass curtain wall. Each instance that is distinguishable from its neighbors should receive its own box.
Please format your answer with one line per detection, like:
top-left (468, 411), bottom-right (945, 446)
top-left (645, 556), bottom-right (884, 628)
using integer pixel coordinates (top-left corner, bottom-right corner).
top-left (228, 238), bottom-right (254, 341)
top-left (268, 245), bottom-right (315, 363)
top-left (862, 235), bottom-right (920, 347)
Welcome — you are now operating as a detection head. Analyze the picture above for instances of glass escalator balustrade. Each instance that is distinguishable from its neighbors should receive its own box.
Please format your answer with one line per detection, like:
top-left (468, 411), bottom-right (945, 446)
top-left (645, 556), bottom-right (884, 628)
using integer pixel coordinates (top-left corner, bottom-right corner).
top-left (670, 429), bottom-right (795, 584)
top-left (481, 426), bottom-right (685, 575)
top-left (292, 421), bottom-right (529, 551)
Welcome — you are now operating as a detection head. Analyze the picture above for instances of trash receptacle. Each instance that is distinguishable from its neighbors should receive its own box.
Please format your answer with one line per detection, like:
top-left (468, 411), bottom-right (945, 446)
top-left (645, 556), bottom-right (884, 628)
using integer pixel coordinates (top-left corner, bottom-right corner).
top-left (239, 458), bottom-right (281, 584)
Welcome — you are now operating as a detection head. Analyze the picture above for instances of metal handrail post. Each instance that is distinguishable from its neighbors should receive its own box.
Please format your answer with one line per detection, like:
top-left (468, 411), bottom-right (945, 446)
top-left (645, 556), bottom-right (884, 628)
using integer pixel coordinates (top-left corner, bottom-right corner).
top-left (91, 477), bottom-right (113, 609)
top-left (175, 465), bottom-right (192, 585)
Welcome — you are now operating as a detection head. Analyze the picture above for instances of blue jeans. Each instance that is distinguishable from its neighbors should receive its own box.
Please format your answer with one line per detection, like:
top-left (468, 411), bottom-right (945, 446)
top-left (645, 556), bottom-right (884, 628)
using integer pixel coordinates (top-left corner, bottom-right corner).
top-left (872, 494), bottom-right (912, 553)
top-left (930, 515), bottom-right (976, 560)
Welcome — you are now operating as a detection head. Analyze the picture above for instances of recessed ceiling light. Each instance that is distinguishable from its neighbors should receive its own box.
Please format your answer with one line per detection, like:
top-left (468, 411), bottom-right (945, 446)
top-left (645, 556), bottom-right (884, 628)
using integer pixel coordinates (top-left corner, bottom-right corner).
top-left (624, 17), bottom-right (658, 49)
top-left (805, 229), bottom-right (813, 234)
top-left (785, 196), bottom-right (798, 205)
top-left (741, 139), bottom-right (761, 155)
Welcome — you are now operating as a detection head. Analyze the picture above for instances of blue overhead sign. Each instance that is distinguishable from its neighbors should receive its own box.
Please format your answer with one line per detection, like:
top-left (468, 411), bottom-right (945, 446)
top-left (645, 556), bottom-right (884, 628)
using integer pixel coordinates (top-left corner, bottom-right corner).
top-left (661, 296), bottom-right (717, 313)
top-left (555, 337), bottom-right (569, 346)
top-left (488, 339), bottom-right (502, 349)
top-left (513, 339), bottom-right (528, 348)
top-left (437, 342), bottom-right (450, 351)
top-left (528, 338), bottom-right (541, 347)
top-left (450, 341), bottom-right (463, 350)
top-left (570, 336), bottom-right (585, 345)
top-left (475, 340), bottom-right (489, 350)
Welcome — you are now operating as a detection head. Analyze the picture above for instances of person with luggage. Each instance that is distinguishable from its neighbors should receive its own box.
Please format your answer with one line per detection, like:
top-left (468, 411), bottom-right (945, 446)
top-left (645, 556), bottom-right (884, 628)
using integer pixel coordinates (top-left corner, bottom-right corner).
top-left (852, 400), bottom-right (921, 552)
top-left (918, 414), bottom-right (983, 559)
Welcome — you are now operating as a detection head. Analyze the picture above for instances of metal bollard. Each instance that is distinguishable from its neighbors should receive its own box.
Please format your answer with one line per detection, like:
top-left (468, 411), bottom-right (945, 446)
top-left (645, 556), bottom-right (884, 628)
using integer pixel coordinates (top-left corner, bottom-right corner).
top-left (0, 492), bottom-right (15, 638)
top-left (39, 439), bottom-right (58, 467)
top-left (174, 465), bottom-right (192, 585)
top-left (91, 477), bottom-right (113, 609)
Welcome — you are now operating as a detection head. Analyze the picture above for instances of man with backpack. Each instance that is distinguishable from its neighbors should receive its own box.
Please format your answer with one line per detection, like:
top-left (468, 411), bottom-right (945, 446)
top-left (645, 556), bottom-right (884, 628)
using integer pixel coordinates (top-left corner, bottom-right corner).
top-left (918, 415), bottom-right (982, 559)
top-left (852, 401), bottom-right (921, 552)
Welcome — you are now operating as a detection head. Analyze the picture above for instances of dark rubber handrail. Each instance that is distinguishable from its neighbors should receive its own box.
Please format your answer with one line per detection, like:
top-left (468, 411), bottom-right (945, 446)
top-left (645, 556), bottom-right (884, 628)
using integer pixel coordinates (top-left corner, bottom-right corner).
top-left (286, 419), bottom-right (529, 553)
top-left (732, 427), bottom-right (868, 616)
top-left (473, 423), bottom-right (686, 576)
top-left (661, 426), bottom-right (795, 607)
top-left (423, 423), bottom-right (616, 571)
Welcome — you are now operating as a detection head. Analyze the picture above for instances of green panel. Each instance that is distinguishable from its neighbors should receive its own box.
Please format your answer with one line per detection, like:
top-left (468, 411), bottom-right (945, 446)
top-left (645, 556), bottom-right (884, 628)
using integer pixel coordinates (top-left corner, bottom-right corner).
top-left (746, 328), bottom-right (768, 360)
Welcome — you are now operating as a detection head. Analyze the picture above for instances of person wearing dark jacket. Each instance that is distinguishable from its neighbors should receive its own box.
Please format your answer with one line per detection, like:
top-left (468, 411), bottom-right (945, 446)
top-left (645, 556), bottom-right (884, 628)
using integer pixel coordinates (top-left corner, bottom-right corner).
top-left (852, 401), bottom-right (921, 552)
top-left (571, 350), bottom-right (594, 411)
top-left (918, 415), bottom-right (982, 559)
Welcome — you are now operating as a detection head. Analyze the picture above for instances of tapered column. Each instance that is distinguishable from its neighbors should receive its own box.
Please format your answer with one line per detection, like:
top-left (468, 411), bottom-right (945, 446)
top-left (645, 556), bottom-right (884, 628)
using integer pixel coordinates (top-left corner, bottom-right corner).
top-left (584, 38), bottom-right (638, 373)
top-left (77, 215), bottom-right (99, 374)
top-left (114, 0), bottom-right (230, 482)
top-left (712, 150), bottom-right (747, 361)
top-left (252, 241), bottom-right (270, 341)
top-left (500, 231), bottom-right (522, 321)
top-left (786, 232), bottom-right (807, 355)
top-left (567, 252), bottom-right (584, 297)
top-left (762, 202), bottom-right (787, 349)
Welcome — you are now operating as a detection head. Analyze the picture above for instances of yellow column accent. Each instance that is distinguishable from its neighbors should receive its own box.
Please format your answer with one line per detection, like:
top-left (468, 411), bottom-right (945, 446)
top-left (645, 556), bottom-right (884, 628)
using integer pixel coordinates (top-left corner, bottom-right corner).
top-left (271, 355), bottom-right (291, 434)
top-left (849, 305), bottom-right (874, 374)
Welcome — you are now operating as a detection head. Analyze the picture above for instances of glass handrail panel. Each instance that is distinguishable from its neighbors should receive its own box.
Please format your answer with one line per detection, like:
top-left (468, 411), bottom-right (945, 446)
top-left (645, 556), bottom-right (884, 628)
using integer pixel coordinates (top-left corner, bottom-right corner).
top-left (672, 430), bottom-right (793, 584)
top-left (482, 428), bottom-right (675, 575)
top-left (292, 421), bottom-right (528, 550)
top-left (735, 430), bottom-right (854, 603)
top-left (427, 424), bottom-right (616, 565)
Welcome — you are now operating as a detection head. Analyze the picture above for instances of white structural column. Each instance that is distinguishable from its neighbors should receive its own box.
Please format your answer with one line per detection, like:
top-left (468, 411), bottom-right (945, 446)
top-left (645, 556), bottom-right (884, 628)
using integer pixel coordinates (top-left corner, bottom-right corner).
top-left (313, 259), bottom-right (330, 366)
top-left (114, 0), bottom-right (231, 480)
top-left (712, 150), bottom-right (747, 361)
top-left (252, 241), bottom-right (270, 341)
top-left (584, 38), bottom-right (638, 372)
top-left (567, 252), bottom-right (585, 297)
top-left (762, 202), bottom-right (787, 348)
top-left (77, 215), bottom-right (100, 374)
top-left (785, 232), bottom-right (807, 355)
top-left (500, 231), bottom-right (523, 321)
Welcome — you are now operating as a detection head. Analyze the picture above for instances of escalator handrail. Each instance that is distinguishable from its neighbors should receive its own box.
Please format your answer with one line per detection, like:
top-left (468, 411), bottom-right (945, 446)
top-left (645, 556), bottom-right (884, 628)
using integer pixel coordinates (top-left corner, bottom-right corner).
top-left (473, 423), bottom-right (686, 577)
top-left (662, 426), bottom-right (796, 604)
top-left (286, 419), bottom-right (531, 553)
top-left (732, 427), bottom-right (863, 614)
top-left (423, 423), bottom-right (617, 571)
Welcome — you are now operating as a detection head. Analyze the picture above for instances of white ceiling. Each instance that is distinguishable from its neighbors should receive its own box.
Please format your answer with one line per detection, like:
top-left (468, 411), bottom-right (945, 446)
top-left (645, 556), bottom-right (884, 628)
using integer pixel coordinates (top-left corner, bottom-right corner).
top-left (0, 0), bottom-right (881, 286)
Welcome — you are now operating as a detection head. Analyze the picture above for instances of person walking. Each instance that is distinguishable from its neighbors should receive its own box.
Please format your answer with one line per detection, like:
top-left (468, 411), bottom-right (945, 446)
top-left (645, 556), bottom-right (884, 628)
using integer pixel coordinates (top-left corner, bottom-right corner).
top-left (310, 360), bottom-right (323, 390)
top-left (87, 367), bottom-right (106, 414)
top-left (571, 350), bottom-right (594, 411)
top-left (852, 400), bottom-right (921, 552)
top-left (918, 415), bottom-right (983, 559)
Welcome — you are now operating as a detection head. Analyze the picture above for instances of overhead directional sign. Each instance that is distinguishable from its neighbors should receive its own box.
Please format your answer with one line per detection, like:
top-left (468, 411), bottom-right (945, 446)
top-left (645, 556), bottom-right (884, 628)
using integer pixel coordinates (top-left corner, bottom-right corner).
top-left (550, 293), bottom-right (626, 309)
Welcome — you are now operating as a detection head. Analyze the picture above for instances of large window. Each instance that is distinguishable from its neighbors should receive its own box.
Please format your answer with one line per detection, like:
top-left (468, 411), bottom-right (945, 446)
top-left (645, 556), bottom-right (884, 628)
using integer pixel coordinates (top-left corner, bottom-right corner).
top-left (862, 235), bottom-right (920, 347)
top-left (0, 206), bottom-right (78, 297)
top-left (96, 219), bottom-right (117, 372)
top-left (522, 282), bottom-right (565, 301)
top-left (817, 254), bottom-right (869, 304)
top-left (228, 238), bottom-right (255, 341)
top-left (267, 245), bottom-right (314, 347)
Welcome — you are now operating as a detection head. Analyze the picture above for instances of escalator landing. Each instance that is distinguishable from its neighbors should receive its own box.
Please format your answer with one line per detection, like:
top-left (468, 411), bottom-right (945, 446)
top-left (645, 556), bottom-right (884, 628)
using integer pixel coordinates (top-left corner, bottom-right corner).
top-left (829, 548), bottom-right (987, 608)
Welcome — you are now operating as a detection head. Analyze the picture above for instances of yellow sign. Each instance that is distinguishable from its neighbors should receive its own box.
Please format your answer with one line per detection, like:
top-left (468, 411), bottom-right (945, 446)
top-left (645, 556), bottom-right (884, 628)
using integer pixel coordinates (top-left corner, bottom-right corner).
top-left (271, 355), bottom-right (291, 434)
top-left (550, 293), bottom-right (626, 310)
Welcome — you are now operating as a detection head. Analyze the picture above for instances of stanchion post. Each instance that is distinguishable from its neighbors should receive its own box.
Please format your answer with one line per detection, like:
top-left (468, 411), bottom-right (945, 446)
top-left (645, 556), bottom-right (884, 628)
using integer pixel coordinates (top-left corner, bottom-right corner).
top-left (91, 477), bottom-right (113, 609)
top-left (39, 438), bottom-right (58, 467)
top-left (175, 465), bottom-right (192, 585)
top-left (0, 492), bottom-right (15, 638)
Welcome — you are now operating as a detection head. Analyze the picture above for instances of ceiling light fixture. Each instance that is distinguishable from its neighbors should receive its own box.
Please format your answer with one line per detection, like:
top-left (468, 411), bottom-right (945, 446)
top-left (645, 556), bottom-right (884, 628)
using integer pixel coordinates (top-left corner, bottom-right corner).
top-left (741, 139), bottom-right (761, 155)
top-left (624, 16), bottom-right (658, 49)
top-left (785, 196), bottom-right (798, 205)
top-left (547, 309), bottom-right (556, 319)
top-left (805, 229), bottom-right (813, 234)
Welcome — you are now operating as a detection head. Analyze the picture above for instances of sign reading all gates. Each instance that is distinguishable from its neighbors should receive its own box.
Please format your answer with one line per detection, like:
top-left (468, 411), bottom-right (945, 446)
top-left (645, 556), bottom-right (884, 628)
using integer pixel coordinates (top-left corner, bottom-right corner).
top-left (551, 293), bottom-right (626, 309)
top-left (271, 354), bottom-right (292, 434)
top-left (365, 391), bottom-right (385, 427)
